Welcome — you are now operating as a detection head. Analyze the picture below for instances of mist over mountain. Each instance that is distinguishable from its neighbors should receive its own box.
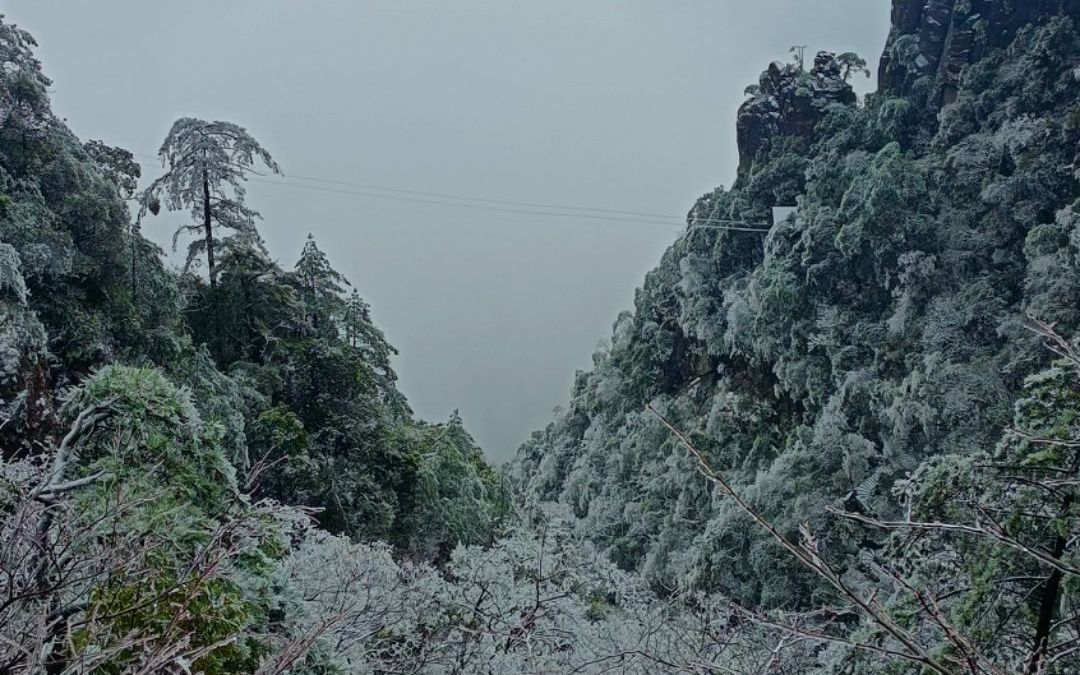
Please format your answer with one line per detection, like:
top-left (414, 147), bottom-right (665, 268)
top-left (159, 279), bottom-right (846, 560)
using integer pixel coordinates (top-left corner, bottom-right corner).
top-left (2, 2), bottom-right (1080, 673)
top-left (5, 0), bottom-right (892, 462)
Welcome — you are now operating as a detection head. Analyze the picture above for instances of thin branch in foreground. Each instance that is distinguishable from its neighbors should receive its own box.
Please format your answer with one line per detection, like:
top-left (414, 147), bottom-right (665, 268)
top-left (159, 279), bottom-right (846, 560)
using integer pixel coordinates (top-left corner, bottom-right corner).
top-left (826, 507), bottom-right (1080, 577)
top-left (647, 404), bottom-right (955, 675)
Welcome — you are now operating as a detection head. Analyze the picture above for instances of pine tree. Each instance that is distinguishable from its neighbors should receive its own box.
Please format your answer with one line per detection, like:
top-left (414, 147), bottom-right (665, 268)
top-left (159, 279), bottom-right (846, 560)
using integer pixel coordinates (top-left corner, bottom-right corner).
top-left (0, 17), bottom-right (50, 134)
top-left (341, 288), bottom-right (407, 414)
top-left (294, 233), bottom-right (348, 333)
top-left (836, 51), bottom-right (870, 81)
top-left (141, 118), bottom-right (280, 287)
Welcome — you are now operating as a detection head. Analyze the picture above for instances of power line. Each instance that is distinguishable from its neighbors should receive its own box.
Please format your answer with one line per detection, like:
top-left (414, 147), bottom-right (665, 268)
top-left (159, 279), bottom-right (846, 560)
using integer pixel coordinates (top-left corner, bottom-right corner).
top-left (247, 176), bottom-right (675, 226)
top-left (248, 176), bottom-right (774, 232)
top-left (284, 173), bottom-right (687, 221)
top-left (685, 224), bottom-right (773, 233)
top-left (135, 150), bottom-right (684, 220)
top-left (134, 151), bottom-right (773, 233)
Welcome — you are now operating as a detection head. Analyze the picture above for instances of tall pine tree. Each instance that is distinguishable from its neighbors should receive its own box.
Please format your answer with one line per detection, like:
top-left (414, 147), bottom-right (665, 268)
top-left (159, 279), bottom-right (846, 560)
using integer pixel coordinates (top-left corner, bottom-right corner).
top-left (295, 233), bottom-right (348, 334)
top-left (141, 118), bottom-right (280, 287)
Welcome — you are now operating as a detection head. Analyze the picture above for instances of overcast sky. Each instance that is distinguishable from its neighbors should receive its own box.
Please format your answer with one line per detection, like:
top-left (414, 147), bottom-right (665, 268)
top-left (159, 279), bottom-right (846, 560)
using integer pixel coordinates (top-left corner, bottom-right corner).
top-left (4, 0), bottom-right (891, 461)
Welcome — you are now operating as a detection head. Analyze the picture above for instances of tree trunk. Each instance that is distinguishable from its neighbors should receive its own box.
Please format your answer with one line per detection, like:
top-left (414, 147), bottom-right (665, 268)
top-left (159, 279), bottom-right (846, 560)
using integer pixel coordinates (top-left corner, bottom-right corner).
top-left (131, 221), bottom-right (138, 304)
top-left (1025, 494), bottom-right (1073, 675)
top-left (202, 170), bottom-right (216, 287)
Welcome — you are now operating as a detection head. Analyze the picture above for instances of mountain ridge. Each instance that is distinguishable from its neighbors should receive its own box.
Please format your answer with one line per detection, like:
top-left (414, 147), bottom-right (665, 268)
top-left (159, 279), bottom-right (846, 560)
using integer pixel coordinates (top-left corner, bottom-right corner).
top-left (513, 0), bottom-right (1080, 608)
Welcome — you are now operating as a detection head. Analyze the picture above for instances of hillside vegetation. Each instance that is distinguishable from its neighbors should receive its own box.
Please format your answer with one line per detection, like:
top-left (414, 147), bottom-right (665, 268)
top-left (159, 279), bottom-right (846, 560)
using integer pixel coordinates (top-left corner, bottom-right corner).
top-left (3, 1), bottom-right (1080, 673)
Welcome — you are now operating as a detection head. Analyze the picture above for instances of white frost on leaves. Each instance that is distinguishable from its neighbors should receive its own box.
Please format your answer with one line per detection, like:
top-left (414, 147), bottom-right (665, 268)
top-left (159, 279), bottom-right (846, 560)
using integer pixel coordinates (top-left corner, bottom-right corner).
top-left (280, 505), bottom-right (767, 674)
top-left (0, 243), bottom-right (28, 305)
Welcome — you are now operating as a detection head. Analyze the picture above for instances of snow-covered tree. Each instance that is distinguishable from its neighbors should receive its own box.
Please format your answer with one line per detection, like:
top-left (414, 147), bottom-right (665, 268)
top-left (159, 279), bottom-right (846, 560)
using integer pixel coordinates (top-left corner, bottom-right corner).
top-left (0, 16), bottom-right (50, 133)
top-left (294, 233), bottom-right (348, 332)
top-left (341, 287), bottom-right (406, 412)
top-left (141, 118), bottom-right (280, 287)
top-left (83, 139), bottom-right (141, 200)
top-left (0, 242), bottom-right (48, 453)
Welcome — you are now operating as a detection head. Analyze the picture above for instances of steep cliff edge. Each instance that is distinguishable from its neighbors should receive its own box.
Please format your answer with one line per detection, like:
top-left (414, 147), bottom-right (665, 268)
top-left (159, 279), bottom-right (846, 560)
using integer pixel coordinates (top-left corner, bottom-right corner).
top-left (514, 1), bottom-right (1080, 608)
top-left (735, 0), bottom-right (1080, 179)
top-left (879, 0), bottom-right (1080, 105)
top-left (736, 52), bottom-right (857, 177)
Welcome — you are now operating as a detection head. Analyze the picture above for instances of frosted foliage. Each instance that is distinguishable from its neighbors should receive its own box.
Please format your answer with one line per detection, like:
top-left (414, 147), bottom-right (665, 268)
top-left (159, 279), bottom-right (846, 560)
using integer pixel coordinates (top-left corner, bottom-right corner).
top-left (142, 117), bottom-right (281, 276)
top-left (0, 243), bottom-right (27, 304)
top-left (0, 303), bottom-right (43, 387)
top-left (296, 234), bottom-right (348, 305)
top-left (0, 244), bottom-right (44, 387)
top-left (176, 347), bottom-right (251, 473)
top-left (283, 531), bottom-right (432, 671)
top-left (149, 117), bottom-right (279, 222)
top-left (512, 14), bottom-right (1080, 611)
top-left (0, 17), bottom-right (50, 130)
top-left (282, 506), bottom-right (788, 674)
top-left (0, 175), bottom-right (75, 285)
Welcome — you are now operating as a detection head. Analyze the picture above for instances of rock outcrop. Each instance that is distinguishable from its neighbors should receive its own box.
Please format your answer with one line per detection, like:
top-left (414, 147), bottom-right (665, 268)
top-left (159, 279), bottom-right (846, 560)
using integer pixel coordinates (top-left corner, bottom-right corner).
top-left (878, 0), bottom-right (1080, 104)
top-left (735, 1), bottom-right (1080, 178)
top-left (735, 52), bottom-right (856, 178)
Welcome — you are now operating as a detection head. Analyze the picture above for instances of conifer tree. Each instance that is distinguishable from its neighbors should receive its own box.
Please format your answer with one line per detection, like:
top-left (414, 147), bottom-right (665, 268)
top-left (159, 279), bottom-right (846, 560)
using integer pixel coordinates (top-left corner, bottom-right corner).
top-left (341, 287), bottom-right (407, 413)
top-left (198, 230), bottom-right (300, 364)
top-left (141, 118), bottom-right (280, 287)
top-left (83, 140), bottom-right (140, 200)
top-left (294, 233), bottom-right (348, 332)
top-left (836, 51), bottom-right (870, 81)
top-left (0, 17), bottom-right (50, 134)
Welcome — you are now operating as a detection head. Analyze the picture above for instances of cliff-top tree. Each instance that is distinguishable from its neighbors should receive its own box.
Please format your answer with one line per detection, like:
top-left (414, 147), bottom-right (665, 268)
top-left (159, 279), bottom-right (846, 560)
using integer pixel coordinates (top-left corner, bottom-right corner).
top-left (141, 118), bottom-right (280, 287)
top-left (836, 51), bottom-right (869, 81)
top-left (295, 233), bottom-right (348, 333)
top-left (0, 17), bottom-right (50, 135)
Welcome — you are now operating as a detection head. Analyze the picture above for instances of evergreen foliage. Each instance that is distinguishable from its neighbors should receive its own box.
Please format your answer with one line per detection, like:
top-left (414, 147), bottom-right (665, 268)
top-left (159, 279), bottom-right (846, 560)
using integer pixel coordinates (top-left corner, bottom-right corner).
top-left (141, 117), bottom-right (281, 286)
top-left (3, 3), bottom-right (1080, 673)
top-left (514, 15), bottom-right (1080, 623)
top-left (0, 12), bottom-right (508, 670)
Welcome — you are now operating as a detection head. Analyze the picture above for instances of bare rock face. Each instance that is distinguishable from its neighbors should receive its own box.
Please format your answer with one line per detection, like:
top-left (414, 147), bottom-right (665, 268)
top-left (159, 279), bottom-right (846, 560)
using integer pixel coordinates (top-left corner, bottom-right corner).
top-left (735, 52), bottom-right (856, 177)
top-left (878, 0), bottom-right (1080, 104)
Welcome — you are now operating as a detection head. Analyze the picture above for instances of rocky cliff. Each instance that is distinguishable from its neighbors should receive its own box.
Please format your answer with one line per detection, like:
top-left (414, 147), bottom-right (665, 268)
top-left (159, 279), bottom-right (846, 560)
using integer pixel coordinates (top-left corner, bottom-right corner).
top-left (879, 0), bottom-right (1080, 104)
top-left (515, 0), bottom-right (1080, 609)
top-left (736, 52), bottom-right (856, 178)
top-left (735, 0), bottom-right (1080, 181)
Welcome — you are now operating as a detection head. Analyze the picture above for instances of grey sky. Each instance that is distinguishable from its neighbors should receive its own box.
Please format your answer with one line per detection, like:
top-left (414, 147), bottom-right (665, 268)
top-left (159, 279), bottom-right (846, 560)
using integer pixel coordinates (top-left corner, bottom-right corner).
top-left (4, 0), bottom-right (891, 461)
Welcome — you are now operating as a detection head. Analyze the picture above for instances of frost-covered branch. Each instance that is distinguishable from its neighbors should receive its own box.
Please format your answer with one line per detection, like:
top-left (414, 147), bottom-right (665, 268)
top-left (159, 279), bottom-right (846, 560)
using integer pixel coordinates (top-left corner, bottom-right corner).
top-left (647, 404), bottom-right (955, 675)
top-left (828, 507), bottom-right (1080, 576)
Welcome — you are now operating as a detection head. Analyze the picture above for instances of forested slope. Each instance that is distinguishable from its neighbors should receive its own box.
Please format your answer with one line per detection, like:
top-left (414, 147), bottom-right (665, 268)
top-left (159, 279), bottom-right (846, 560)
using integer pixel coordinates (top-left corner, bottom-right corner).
top-left (0, 27), bottom-right (506, 559)
top-left (514, 0), bottom-right (1080, 608)
top-left (4, 2), bottom-right (1080, 673)
top-left (0, 15), bottom-right (510, 672)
